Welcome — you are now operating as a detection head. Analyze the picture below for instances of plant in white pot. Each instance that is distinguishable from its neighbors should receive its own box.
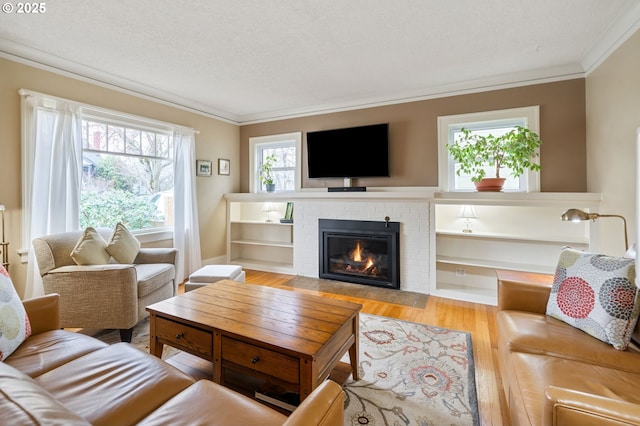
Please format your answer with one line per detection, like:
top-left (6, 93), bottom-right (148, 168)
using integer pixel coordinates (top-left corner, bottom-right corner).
top-left (446, 126), bottom-right (542, 192)
top-left (259, 154), bottom-right (277, 192)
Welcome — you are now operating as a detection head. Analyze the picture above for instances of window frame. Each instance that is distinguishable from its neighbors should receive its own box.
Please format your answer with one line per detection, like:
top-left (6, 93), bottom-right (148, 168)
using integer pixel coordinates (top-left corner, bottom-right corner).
top-left (79, 111), bottom-right (176, 234)
top-left (249, 132), bottom-right (302, 193)
top-left (437, 106), bottom-right (540, 192)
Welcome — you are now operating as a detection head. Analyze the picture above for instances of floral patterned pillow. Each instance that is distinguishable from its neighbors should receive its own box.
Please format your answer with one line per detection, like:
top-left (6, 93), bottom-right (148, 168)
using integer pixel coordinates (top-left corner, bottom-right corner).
top-left (0, 266), bottom-right (31, 361)
top-left (546, 247), bottom-right (639, 350)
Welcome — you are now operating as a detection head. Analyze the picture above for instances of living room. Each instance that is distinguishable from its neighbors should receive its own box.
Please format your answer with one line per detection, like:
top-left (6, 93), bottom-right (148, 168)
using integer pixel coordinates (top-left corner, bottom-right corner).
top-left (1, 2), bottom-right (640, 425)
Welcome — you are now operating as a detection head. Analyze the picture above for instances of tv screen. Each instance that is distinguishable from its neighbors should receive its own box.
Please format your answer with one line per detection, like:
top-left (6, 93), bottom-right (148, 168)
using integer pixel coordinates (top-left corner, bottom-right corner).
top-left (306, 123), bottom-right (390, 178)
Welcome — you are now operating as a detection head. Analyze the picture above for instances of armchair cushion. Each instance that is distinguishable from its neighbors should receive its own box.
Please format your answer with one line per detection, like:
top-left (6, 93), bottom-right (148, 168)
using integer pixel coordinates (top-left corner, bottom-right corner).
top-left (70, 227), bottom-right (110, 265)
top-left (546, 247), bottom-right (639, 350)
top-left (107, 222), bottom-right (140, 264)
top-left (0, 266), bottom-right (31, 361)
top-left (136, 263), bottom-right (176, 297)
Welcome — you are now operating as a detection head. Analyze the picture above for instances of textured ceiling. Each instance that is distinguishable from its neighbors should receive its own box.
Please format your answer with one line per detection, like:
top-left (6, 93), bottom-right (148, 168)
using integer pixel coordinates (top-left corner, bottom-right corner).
top-left (1, 0), bottom-right (639, 123)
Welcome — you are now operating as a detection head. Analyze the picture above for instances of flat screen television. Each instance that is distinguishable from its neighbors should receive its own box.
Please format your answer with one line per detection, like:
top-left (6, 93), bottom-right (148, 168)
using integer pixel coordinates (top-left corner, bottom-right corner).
top-left (306, 123), bottom-right (390, 178)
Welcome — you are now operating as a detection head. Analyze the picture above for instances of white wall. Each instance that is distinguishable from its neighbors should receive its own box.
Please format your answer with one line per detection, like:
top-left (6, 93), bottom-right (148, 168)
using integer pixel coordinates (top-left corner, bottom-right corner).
top-left (586, 29), bottom-right (640, 256)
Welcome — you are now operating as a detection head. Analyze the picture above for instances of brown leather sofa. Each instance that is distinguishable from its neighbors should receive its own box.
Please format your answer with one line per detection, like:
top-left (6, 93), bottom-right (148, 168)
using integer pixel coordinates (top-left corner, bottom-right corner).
top-left (1, 294), bottom-right (344, 425)
top-left (496, 270), bottom-right (640, 426)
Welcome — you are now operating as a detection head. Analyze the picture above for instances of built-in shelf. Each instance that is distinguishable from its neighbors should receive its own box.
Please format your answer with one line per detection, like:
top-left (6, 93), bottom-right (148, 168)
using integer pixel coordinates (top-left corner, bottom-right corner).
top-left (436, 255), bottom-right (556, 274)
top-left (226, 201), bottom-right (294, 274)
top-left (435, 230), bottom-right (589, 245)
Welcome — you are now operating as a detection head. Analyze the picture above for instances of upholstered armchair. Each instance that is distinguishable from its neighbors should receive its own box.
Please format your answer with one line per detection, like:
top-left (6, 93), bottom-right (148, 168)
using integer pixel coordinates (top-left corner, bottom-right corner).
top-left (32, 228), bottom-right (178, 342)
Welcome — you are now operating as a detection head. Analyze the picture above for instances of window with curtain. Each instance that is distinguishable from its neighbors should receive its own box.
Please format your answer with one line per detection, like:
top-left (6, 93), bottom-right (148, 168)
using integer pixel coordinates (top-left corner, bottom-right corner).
top-left (20, 89), bottom-right (201, 297)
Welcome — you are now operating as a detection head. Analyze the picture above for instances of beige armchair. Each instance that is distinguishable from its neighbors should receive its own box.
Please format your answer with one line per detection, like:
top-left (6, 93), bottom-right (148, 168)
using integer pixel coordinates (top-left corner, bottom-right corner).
top-left (32, 228), bottom-right (178, 342)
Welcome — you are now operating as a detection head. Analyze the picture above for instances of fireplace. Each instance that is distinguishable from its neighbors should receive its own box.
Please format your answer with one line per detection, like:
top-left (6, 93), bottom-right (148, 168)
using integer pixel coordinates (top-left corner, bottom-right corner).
top-left (318, 219), bottom-right (400, 289)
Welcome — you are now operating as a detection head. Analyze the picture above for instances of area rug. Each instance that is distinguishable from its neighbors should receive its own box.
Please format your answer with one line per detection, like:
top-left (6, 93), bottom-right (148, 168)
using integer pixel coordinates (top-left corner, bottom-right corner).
top-left (344, 314), bottom-right (479, 426)
top-left (93, 314), bottom-right (479, 425)
top-left (89, 317), bottom-right (180, 359)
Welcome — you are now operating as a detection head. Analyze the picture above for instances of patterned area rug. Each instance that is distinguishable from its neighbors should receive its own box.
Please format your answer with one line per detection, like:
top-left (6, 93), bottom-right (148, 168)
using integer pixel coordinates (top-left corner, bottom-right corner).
top-left (92, 314), bottom-right (479, 425)
top-left (345, 314), bottom-right (479, 426)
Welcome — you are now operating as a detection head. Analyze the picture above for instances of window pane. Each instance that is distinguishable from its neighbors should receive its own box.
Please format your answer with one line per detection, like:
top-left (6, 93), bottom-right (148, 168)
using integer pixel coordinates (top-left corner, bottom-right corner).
top-left (87, 122), bottom-right (106, 151)
top-left (80, 151), bottom-right (174, 230)
top-left (108, 126), bottom-right (125, 153)
top-left (156, 134), bottom-right (172, 159)
top-left (273, 170), bottom-right (295, 191)
top-left (126, 129), bottom-right (141, 154)
top-left (142, 132), bottom-right (156, 156)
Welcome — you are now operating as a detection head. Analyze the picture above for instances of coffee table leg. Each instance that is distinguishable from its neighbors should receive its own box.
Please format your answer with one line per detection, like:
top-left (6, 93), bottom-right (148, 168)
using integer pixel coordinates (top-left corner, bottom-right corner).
top-left (149, 313), bottom-right (164, 358)
top-left (349, 314), bottom-right (360, 381)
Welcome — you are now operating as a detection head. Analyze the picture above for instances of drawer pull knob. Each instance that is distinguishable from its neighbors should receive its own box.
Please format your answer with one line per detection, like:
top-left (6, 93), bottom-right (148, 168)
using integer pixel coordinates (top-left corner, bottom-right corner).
top-left (251, 356), bottom-right (260, 364)
top-left (176, 332), bottom-right (184, 340)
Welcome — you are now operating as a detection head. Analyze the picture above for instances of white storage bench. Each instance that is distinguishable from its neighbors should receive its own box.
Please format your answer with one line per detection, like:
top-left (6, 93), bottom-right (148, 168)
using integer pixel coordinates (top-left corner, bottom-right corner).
top-left (184, 265), bottom-right (246, 292)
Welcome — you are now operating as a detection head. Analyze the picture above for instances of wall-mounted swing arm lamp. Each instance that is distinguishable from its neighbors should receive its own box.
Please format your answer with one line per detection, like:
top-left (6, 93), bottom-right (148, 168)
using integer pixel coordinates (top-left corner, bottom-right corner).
top-left (561, 208), bottom-right (629, 251)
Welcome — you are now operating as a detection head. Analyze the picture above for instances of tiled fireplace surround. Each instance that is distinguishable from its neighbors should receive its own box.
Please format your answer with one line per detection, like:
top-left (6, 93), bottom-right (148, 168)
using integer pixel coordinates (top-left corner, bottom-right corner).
top-left (294, 197), bottom-right (430, 294)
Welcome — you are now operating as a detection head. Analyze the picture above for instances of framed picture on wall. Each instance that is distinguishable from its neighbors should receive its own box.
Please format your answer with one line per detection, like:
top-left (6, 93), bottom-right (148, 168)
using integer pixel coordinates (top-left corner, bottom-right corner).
top-left (218, 158), bottom-right (230, 175)
top-left (196, 160), bottom-right (212, 176)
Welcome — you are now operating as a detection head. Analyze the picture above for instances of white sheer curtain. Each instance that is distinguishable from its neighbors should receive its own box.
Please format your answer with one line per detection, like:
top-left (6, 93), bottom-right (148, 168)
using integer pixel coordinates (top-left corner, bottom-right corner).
top-left (21, 91), bottom-right (83, 298)
top-left (173, 130), bottom-right (202, 282)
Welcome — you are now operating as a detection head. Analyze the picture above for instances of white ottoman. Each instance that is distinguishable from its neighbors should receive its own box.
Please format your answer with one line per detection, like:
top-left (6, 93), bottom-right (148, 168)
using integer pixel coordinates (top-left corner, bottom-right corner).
top-left (184, 265), bottom-right (246, 292)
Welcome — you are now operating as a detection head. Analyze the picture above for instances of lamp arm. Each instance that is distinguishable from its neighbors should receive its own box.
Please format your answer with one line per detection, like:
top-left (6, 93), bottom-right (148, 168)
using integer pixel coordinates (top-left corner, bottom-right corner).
top-left (597, 214), bottom-right (629, 251)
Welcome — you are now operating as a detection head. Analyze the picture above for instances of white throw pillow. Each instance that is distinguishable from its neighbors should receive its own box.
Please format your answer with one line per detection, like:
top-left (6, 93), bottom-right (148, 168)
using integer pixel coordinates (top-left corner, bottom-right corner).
top-left (70, 227), bottom-right (111, 265)
top-left (0, 266), bottom-right (31, 361)
top-left (106, 222), bottom-right (140, 264)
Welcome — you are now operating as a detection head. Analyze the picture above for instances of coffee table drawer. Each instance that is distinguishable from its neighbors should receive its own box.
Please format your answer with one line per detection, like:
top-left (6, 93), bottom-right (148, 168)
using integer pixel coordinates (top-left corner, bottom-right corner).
top-left (222, 337), bottom-right (299, 384)
top-left (156, 317), bottom-right (213, 359)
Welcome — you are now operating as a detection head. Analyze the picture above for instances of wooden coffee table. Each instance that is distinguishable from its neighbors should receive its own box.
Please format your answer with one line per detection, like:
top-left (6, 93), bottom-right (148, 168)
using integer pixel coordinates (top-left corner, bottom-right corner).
top-left (146, 280), bottom-right (361, 402)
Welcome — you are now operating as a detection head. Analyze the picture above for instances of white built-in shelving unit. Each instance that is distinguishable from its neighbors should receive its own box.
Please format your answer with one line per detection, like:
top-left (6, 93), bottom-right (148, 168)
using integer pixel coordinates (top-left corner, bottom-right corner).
top-left (430, 192), bottom-right (602, 305)
top-left (227, 199), bottom-right (293, 273)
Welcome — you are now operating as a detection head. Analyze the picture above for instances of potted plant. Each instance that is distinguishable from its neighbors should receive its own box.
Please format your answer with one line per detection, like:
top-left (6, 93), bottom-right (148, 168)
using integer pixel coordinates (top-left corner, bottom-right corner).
top-left (446, 126), bottom-right (542, 191)
top-left (259, 154), bottom-right (277, 192)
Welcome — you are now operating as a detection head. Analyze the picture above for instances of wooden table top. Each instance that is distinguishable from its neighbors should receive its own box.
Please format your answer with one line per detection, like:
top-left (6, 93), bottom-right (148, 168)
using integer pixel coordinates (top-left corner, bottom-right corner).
top-left (147, 280), bottom-right (362, 358)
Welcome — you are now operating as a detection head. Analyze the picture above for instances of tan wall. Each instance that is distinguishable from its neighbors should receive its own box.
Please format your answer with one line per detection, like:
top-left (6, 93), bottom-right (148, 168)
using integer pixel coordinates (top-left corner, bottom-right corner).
top-left (240, 79), bottom-right (587, 192)
top-left (586, 29), bottom-right (640, 256)
top-left (0, 57), bottom-right (240, 297)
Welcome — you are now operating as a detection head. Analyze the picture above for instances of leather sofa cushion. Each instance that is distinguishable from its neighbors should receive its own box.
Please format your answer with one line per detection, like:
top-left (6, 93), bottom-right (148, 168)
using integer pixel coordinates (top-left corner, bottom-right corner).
top-left (509, 352), bottom-right (640, 426)
top-left (138, 380), bottom-right (288, 426)
top-left (5, 329), bottom-right (108, 378)
top-left (498, 310), bottom-right (640, 374)
top-left (35, 343), bottom-right (195, 425)
top-left (135, 263), bottom-right (175, 297)
top-left (0, 361), bottom-right (90, 425)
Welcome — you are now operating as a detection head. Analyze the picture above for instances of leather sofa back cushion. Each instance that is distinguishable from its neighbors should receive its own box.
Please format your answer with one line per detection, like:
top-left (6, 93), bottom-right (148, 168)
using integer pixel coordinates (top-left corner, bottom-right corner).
top-left (0, 361), bottom-right (90, 425)
top-left (0, 266), bottom-right (31, 361)
top-left (546, 247), bottom-right (639, 350)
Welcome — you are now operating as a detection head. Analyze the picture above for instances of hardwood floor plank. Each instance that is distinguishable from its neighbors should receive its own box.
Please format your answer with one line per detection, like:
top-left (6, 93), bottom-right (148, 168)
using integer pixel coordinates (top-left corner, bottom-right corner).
top-left (176, 270), bottom-right (505, 425)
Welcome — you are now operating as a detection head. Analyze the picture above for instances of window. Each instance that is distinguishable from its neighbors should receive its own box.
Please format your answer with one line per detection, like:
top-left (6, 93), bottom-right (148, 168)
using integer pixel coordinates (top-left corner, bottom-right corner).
top-left (80, 115), bottom-right (174, 231)
top-left (438, 106), bottom-right (540, 192)
top-left (249, 132), bottom-right (302, 193)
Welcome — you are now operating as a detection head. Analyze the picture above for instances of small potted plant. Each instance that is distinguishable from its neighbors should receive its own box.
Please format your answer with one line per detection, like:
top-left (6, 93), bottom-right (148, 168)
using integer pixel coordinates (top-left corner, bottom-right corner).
top-left (446, 126), bottom-right (542, 191)
top-left (259, 154), bottom-right (277, 192)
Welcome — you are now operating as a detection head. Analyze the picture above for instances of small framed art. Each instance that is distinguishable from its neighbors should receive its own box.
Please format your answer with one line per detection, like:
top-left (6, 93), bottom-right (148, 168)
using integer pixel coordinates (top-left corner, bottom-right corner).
top-left (218, 158), bottom-right (230, 175)
top-left (196, 160), bottom-right (212, 176)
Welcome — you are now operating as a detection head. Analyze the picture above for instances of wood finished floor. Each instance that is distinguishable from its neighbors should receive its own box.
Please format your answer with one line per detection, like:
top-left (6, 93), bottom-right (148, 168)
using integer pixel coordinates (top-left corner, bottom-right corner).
top-left (172, 270), bottom-right (508, 426)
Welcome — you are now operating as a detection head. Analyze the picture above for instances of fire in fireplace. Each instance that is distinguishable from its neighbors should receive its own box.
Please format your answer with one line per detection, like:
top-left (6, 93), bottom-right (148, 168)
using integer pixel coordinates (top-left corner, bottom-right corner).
top-left (318, 219), bottom-right (400, 289)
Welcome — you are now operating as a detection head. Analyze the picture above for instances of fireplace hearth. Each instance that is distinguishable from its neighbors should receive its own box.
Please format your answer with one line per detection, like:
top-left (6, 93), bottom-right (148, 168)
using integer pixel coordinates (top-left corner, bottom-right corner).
top-left (318, 219), bottom-right (400, 289)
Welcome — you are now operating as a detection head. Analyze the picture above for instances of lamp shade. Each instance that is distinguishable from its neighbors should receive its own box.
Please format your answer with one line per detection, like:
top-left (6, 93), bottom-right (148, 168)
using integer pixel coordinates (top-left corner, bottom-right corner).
top-left (459, 205), bottom-right (477, 219)
top-left (561, 208), bottom-right (592, 222)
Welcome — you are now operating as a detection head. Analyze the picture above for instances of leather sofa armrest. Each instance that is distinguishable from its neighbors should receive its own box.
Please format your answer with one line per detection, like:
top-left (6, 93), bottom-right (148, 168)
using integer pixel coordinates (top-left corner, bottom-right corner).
top-left (497, 270), bottom-right (554, 314)
top-left (284, 380), bottom-right (345, 426)
top-left (134, 248), bottom-right (178, 266)
top-left (544, 386), bottom-right (640, 426)
top-left (22, 293), bottom-right (61, 334)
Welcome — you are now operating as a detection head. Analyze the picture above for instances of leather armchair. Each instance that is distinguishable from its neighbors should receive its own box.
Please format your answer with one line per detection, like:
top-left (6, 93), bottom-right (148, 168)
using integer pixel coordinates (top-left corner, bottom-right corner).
top-left (33, 228), bottom-right (178, 342)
